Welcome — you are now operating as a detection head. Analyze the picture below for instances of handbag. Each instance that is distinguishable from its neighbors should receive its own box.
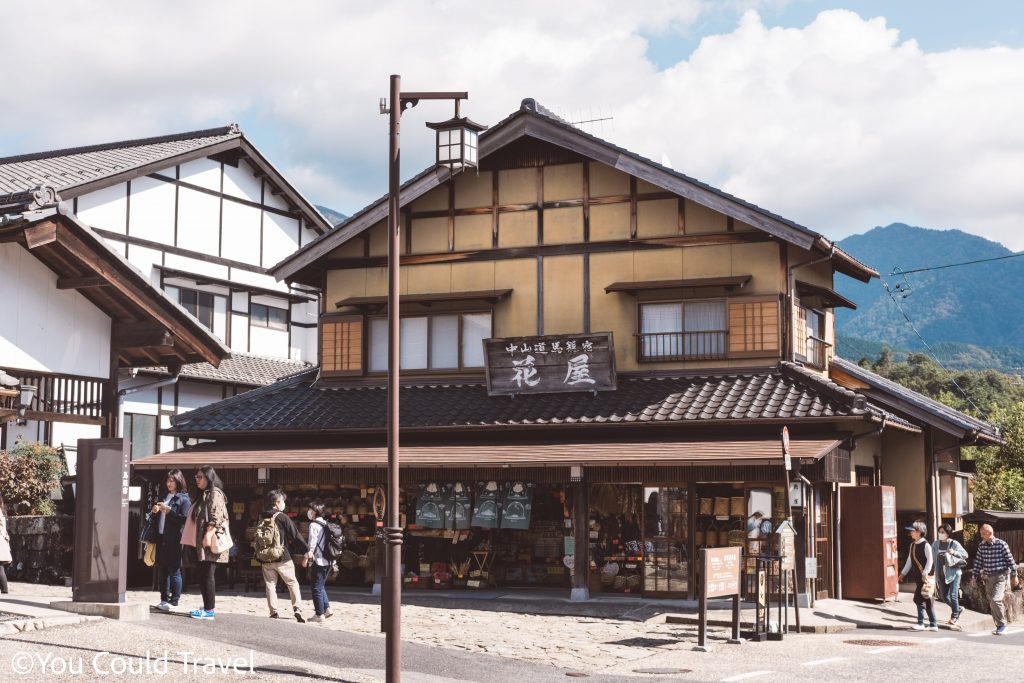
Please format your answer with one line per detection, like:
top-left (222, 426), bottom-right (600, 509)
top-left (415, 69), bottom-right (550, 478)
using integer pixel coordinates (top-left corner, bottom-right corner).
top-left (209, 525), bottom-right (233, 555)
top-left (143, 542), bottom-right (157, 567)
top-left (180, 511), bottom-right (198, 548)
top-left (912, 547), bottom-right (935, 599)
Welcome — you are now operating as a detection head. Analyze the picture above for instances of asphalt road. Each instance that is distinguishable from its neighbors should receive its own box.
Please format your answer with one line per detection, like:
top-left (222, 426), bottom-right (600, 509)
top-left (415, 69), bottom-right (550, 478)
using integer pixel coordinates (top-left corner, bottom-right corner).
top-left (141, 609), bottom-right (636, 682)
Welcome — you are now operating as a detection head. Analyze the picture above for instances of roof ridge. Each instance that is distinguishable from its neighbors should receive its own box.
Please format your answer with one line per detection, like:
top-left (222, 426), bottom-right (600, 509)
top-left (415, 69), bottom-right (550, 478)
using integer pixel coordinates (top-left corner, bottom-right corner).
top-left (0, 124), bottom-right (239, 165)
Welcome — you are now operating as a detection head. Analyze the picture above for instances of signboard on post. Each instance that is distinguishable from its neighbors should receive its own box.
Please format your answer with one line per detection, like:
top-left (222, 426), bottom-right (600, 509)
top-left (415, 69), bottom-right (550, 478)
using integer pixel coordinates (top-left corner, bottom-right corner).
top-left (483, 332), bottom-right (616, 396)
top-left (72, 438), bottom-right (130, 603)
top-left (696, 547), bottom-right (742, 652)
top-left (781, 425), bottom-right (792, 472)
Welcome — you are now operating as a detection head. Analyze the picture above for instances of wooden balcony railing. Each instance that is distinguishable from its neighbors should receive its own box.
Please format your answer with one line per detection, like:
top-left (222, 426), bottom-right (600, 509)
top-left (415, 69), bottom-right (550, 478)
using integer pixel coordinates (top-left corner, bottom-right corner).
top-left (637, 331), bottom-right (728, 362)
top-left (4, 369), bottom-right (106, 425)
top-left (805, 335), bottom-right (832, 370)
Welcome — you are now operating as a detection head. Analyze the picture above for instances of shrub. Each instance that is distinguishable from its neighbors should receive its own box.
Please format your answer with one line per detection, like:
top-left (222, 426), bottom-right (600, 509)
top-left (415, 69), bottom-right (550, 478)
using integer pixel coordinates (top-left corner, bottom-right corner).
top-left (0, 441), bottom-right (67, 516)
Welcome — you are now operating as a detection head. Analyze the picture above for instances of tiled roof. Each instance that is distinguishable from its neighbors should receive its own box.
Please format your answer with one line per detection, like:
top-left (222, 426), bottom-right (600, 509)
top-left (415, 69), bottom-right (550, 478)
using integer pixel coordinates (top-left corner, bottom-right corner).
top-left (830, 357), bottom-right (1001, 443)
top-left (0, 126), bottom-right (240, 197)
top-left (167, 362), bottom-right (904, 436)
top-left (140, 353), bottom-right (312, 388)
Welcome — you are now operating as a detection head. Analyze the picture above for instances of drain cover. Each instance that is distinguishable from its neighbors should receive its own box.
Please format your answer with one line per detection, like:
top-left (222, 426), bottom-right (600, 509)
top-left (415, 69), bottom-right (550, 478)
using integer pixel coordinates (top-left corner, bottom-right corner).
top-left (632, 668), bottom-right (692, 675)
top-left (565, 673), bottom-right (590, 678)
top-left (844, 639), bottom-right (916, 647)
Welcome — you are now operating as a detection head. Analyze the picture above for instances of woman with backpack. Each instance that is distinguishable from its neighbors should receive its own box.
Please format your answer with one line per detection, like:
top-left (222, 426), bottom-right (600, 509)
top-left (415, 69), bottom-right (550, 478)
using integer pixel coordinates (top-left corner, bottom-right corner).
top-left (304, 500), bottom-right (334, 623)
top-left (152, 469), bottom-right (191, 611)
top-left (933, 522), bottom-right (969, 627)
top-left (188, 465), bottom-right (230, 620)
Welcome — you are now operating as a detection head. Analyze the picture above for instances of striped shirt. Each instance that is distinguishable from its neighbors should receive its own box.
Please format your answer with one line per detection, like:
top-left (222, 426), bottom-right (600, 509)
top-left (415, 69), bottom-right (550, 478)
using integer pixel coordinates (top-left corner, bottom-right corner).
top-left (972, 538), bottom-right (1016, 578)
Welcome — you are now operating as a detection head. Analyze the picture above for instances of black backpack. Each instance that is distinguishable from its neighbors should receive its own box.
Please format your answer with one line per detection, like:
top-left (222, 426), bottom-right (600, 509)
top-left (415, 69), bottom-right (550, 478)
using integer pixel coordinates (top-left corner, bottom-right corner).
top-left (315, 519), bottom-right (345, 560)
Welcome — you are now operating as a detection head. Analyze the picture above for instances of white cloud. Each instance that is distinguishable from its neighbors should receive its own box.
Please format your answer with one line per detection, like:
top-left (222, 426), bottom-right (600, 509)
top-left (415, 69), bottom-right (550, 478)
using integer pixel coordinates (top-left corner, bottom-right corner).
top-left (2, 3), bottom-right (1022, 249)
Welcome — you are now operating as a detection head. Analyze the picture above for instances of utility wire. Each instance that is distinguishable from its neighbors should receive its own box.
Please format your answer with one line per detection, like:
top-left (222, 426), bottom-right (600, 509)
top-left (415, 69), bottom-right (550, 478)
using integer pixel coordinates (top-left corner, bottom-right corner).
top-left (880, 276), bottom-right (984, 416)
top-left (892, 250), bottom-right (1024, 276)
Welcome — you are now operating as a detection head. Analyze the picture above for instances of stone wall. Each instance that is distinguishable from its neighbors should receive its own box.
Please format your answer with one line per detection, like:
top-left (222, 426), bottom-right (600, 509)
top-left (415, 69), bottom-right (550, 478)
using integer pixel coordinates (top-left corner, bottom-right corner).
top-left (7, 515), bottom-right (73, 585)
top-left (961, 564), bottom-right (1024, 623)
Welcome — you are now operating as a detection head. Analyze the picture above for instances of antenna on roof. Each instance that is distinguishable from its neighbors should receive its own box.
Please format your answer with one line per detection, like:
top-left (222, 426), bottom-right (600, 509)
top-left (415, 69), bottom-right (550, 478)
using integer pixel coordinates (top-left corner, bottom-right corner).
top-left (569, 104), bottom-right (614, 134)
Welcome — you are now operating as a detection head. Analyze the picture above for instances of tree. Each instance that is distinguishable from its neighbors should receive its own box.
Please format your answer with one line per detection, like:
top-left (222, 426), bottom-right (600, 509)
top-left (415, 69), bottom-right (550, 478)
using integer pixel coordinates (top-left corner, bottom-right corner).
top-left (0, 441), bottom-right (66, 516)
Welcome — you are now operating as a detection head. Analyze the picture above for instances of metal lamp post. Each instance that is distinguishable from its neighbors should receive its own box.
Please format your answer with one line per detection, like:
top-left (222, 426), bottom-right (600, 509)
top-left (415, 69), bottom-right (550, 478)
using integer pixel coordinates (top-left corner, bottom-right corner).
top-left (380, 74), bottom-right (478, 683)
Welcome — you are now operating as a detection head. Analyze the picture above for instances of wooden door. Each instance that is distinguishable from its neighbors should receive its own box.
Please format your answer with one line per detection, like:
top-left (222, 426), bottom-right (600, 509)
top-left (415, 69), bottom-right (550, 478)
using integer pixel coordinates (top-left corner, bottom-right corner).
top-left (813, 485), bottom-right (833, 599)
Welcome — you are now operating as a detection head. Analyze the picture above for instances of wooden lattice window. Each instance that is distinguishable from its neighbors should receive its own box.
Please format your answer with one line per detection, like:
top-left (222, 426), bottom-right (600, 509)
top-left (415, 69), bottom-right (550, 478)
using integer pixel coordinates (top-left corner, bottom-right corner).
top-left (321, 314), bottom-right (363, 375)
top-left (727, 296), bottom-right (781, 357)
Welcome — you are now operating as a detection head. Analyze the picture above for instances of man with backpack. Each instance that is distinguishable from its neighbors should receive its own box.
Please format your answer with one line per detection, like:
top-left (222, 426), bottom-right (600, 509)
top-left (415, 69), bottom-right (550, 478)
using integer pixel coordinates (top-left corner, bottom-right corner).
top-left (253, 490), bottom-right (308, 622)
top-left (305, 500), bottom-right (343, 623)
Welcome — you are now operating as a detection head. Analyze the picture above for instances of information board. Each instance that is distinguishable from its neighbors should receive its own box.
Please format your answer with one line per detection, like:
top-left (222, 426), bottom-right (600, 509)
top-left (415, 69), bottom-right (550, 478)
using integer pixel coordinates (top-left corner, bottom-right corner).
top-left (704, 546), bottom-right (741, 598)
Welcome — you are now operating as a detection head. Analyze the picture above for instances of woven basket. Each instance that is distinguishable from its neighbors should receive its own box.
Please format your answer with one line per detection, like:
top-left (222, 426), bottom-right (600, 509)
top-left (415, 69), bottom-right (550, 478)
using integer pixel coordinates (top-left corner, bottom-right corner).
top-left (613, 575), bottom-right (627, 590)
top-left (705, 528), bottom-right (719, 546)
top-left (600, 571), bottom-right (615, 586)
top-left (699, 498), bottom-right (714, 515)
top-left (694, 530), bottom-right (705, 546)
top-left (728, 530), bottom-right (746, 546)
top-left (626, 574), bottom-right (641, 589)
top-left (713, 497), bottom-right (730, 516)
top-left (730, 497), bottom-right (745, 517)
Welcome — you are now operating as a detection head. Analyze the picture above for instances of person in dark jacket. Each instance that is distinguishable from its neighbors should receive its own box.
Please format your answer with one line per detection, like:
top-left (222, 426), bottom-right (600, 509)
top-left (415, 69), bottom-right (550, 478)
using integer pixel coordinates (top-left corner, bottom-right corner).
top-left (152, 469), bottom-right (192, 611)
top-left (259, 490), bottom-right (309, 622)
top-left (899, 520), bottom-right (937, 631)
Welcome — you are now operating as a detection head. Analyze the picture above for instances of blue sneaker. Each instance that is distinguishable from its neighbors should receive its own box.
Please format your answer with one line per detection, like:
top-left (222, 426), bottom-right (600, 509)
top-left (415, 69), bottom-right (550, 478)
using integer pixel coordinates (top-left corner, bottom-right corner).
top-left (994, 625), bottom-right (1007, 635)
top-left (190, 609), bottom-right (215, 620)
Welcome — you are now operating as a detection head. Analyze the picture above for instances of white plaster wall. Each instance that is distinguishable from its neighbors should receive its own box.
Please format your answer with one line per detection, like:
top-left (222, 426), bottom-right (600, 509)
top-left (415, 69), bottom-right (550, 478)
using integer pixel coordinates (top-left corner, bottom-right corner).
top-left (230, 313), bottom-right (249, 352)
top-left (0, 243), bottom-right (111, 378)
top-left (128, 175), bottom-right (176, 244)
top-left (222, 160), bottom-right (263, 202)
top-left (221, 201), bottom-right (261, 265)
top-left (262, 213), bottom-right (299, 268)
top-left (177, 382), bottom-right (224, 413)
top-left (249, 326), bottom-right (288, 358)
top-left (76, 183), bottom-right (128, 234)
top-left (50, 421), bottom-right (102, 451)
top-left (229, 268), bottom-right (285, 291)
top-left (126, 244), bottom-right (163, 287)
top-left (162, 253), bottom-right (228, 280)
top-left (176, 187), bottom-right (220, 256)
top-left (179, 157), bottom-right (221, 192)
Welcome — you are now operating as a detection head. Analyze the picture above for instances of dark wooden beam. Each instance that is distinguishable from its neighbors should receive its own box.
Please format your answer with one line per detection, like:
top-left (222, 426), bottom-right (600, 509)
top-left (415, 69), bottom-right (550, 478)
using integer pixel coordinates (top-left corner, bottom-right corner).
top-left (24, 221), bottom-right (57, 249)
top-left (324, 231), bottom-right (773, 270)
top-left (57, 276), bottom-right (109, 290)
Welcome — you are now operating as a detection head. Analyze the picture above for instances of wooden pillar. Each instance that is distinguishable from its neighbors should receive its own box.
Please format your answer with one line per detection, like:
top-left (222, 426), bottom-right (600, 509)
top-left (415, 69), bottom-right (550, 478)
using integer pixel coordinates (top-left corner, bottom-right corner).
top-left (571, 475), bottom-right (589, 601)
top-left (100, 345), bottom-right (119, 439)
top-left (924, 426), bottom-right (938, 534)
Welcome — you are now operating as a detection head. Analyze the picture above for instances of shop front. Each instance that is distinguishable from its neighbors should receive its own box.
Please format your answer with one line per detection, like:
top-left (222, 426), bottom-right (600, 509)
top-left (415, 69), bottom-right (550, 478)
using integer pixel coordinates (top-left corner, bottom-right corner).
top-left (133, 436), bottom-right (843, 600)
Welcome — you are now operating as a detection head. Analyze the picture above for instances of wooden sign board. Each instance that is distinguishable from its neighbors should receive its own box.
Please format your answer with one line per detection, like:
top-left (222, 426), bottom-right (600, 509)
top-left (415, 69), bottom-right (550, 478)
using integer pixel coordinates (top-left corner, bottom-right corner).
top-left (704, 546), bottom-right (741, 598)
top-left (484, 332), bottom-right (616, 396)
top-left (776, 520), bottom-right (797, 571)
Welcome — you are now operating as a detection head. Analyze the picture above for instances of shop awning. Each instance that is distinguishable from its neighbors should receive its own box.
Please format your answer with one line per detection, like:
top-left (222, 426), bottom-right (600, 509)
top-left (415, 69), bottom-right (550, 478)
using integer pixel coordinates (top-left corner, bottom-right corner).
top-left (795, 281), bottom-right (857, 310)
top-left (335, 289), bottom-right (512, 309)
top-left (133, 437), bottom-right (842, 469)
top-left (604, 276), bottom-right (751, 295)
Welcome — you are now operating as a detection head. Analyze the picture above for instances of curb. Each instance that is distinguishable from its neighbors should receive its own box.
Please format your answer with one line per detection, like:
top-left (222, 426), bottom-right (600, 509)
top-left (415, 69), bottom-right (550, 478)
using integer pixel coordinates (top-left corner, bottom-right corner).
top-left (663, 614), bottom-right (856, 634)
top-left (0, 614), bottom-right (102, 636)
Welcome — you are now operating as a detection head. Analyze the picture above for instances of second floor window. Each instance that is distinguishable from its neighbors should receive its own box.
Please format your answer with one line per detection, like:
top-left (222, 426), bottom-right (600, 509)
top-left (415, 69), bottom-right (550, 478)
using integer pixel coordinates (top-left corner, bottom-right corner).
top-left (639, 300), bottom-right (727, 361)
top-left (178, 288), bottom-right (215, 330)
top-left (251, 303), bottom-right (289, 331)
top-left (368, 312), bottom-right (492, 372)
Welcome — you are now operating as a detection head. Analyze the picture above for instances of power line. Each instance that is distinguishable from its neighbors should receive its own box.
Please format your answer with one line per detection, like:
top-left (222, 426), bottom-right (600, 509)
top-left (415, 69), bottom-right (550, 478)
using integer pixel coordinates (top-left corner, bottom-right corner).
top-left (880, 276), bottom-right (984, 416)
top-left (892, 250), bottom-right (1024, 276)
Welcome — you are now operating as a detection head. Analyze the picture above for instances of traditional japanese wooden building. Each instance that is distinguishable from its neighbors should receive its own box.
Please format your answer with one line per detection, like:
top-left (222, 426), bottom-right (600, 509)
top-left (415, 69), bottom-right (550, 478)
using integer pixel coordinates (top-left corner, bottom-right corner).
top-left (135, 99), bottom-right (999, 600)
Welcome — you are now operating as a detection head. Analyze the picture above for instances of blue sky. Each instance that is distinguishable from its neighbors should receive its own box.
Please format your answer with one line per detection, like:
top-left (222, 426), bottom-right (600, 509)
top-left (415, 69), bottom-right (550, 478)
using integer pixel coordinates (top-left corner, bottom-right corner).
top-left (2, 1), bottom-right (1023, 248)
top-left (645, 1), bottom-right (1024, 68)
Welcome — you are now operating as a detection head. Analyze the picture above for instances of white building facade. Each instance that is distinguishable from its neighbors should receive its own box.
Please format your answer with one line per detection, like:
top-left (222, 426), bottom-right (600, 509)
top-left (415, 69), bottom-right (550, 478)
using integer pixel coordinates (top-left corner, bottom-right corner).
top-left (0, 126), bottom-right (332, 457)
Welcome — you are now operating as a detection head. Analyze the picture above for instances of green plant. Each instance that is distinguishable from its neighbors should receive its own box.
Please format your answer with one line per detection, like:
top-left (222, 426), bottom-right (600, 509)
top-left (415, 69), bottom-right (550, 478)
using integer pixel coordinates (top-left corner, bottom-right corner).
top-left (0, 441), bottom-right (67, 516)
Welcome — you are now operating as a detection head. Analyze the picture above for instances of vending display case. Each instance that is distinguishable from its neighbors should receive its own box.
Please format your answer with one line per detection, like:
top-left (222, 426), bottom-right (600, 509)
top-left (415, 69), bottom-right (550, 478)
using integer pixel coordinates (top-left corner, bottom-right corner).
top-left (839, 485), bottom-right (899, 601)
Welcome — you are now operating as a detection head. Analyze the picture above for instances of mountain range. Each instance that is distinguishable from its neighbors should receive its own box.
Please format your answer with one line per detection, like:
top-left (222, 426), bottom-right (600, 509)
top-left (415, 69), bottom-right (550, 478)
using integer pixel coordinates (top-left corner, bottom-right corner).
top-left (835, 223), bottom-right (1024, 371)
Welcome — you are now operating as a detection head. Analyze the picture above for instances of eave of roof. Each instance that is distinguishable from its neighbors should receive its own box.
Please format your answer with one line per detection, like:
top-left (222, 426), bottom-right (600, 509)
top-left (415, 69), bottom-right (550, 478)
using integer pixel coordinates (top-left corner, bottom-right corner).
top-left (830, 356), bottom-right (1001, 445)
top-left (162, 363), bottom-right (915, 438)
top-left (1, 204), bottom-right (230, 367)
top-left (272, 99), bottom-right (878, 284)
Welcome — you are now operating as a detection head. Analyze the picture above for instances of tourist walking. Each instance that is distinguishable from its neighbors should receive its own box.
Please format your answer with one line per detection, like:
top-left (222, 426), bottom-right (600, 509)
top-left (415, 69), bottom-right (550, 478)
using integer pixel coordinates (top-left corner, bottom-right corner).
top-left (152, 469), bottom-right (192, 611)
top-left (899, 520), bottom-right (937, 631)
top-left (253, 490), bottom-right (308, 622)
top-left (188, 465), bottom-right (230, 620)
top-left (969, 523), bottom-right (1019, 635)
top-left (0, 492), bottom-right (12, 594)
top-left (305, 500), bottom-right (334, 623)
top-left (932, 523), bottom-right (968, 627)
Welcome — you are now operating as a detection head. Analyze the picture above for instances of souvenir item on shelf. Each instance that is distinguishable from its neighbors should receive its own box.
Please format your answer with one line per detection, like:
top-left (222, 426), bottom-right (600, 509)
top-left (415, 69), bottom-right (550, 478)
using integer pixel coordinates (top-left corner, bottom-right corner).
top-left (699, 497), bottom-right (714, 516)
top-left (730, 496), bottom-right (745, 517)
top-left (713, 497), bottom-right (730, 517)
top-left (445, 481), bottom-right (472, 530)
